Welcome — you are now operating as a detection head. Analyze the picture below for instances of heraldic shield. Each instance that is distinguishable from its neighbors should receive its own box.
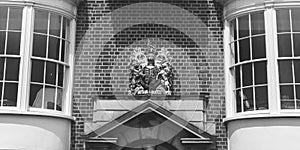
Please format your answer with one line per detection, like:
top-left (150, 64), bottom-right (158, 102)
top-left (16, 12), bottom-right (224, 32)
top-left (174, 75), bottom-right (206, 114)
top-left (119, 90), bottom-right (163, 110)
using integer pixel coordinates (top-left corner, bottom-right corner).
top-left (128, 40), bottom-right (175, 100)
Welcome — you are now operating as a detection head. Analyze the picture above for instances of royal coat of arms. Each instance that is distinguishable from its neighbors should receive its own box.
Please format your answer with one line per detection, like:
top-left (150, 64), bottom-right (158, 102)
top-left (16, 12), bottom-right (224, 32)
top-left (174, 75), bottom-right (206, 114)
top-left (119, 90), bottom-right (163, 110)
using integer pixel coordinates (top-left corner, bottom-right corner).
top-left (128, 41), bottom-right (174, 98)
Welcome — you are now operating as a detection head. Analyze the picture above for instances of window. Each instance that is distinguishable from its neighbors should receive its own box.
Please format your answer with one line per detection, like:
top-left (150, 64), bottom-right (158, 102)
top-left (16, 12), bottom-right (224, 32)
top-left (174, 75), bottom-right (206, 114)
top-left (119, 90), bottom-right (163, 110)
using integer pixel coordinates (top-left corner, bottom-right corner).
top-left (29, 10), bottom-right (70, 111)
top-left (277, 8), bottom-right (300, 109)
top-left (0, 6), bottom-right (22, 107)
top-left (229, 11), bottom-right (268, 113)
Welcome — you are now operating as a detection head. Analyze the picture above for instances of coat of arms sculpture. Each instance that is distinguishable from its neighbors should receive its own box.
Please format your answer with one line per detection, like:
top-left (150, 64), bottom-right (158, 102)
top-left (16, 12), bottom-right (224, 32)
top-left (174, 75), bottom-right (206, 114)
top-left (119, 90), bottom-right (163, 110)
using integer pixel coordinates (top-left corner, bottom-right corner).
top-left (128, 41), bottom-right (174, 99)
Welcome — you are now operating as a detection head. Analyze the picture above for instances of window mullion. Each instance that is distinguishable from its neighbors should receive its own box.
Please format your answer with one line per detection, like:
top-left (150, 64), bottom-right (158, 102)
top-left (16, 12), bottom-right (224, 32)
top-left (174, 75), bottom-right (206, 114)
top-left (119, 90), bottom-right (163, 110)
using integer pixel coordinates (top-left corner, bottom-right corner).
top-left (41, 12), bottom-right (51, 109)
top-left (249, 14), bottom-right (257, 110)
top-left (53, 16), bottom-right (64, 111)
top-left (5, 8), bottom-right (9, 55)
top-left (17, 6), bottom-right (32, 110)
top-left (234, 18), bottom-right (244, 113)
top-left (265, 8), bottom-right (281, 114)
top-left (288, 9), bottom-right (298, 109)
top-left (64, 19), bottom-right (75, 115)
top-left (240, 69), bottom-right (244, 112)
top-left (0, 8), bottom-right (9, 107)
top-left (1, 59), bottom-right (6, 106)
top-left (54, 63), bottom-right (58, 110)
top-left (236, 17), bottom-right (244, 112)
top-left (236, 18), bottom-right (240, 63)
top-left (224, 20), bottom-right (235, 117)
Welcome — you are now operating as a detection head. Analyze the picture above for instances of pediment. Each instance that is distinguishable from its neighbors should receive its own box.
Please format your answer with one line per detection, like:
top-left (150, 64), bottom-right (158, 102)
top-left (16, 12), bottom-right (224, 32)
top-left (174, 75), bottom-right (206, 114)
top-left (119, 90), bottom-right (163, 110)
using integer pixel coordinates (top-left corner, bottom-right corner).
top-left (85, 100), bottom-right (214, 147)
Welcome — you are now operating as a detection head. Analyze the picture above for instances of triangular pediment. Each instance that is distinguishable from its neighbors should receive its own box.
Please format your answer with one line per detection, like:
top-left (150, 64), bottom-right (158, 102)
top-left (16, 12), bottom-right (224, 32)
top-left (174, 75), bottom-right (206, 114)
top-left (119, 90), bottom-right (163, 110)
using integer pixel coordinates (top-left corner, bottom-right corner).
top-left (85, 100), bottom-right (214, 146)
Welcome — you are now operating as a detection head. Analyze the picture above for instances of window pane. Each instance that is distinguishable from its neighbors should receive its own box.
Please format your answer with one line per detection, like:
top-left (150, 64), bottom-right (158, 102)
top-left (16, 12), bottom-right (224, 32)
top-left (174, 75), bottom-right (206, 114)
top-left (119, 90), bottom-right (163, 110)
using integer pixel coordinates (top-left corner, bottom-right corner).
top-left (62, 18), bottom-right (69, 39)
top-left (58, 65), bottom-right (64, 87)
top-left (29, 84), bottom-right (43, 108)
top-left (6, 58), bottom-right (19, 81)
top-left (0, 31), bottom-right (5, 54)
top-left (242, 63), bottom-right (253, 86)
top-left (243, 88), bottom-right (253, 111)
top-left (239, 38), bottom-right (250, 61)
top-left (0, 58), bottom-right (4, 80)
top-left (235, 66), bottom-right (240, 88)
top-left (7, 32), bottom-right (21, 55)
top-left (0, 7), bottom-right (7, 30)
top-left (252, 36), bottom-right (266, 59)
top-left (292, 9), bottom-right (300, 32)
top-left (230, 19), bottom-right (237, 40)
top-left (278, 60), bottom-right (293, 83)
top-left (50, 14), bottom-right (61, 36)
top-left (31, 59), bottom-right (44, 83)
top-left (34, 10), bottom-right (48, 34)
top-left (61, 40), bottom-right (65, 62)
top-left (33, 34), bottom-right (47, 58)
top-left (254, 61), bottom-right (267, 84)
top-left (62, 41), bottom-right (69, 62)
top-left (255, 86), bottom-right (268, 110)
top-left (280, 85), bottom-right (295, 109)
top-left (251, 11), bottom-right (265, 35)
top-left (277, 9), bottom-right (290, 32)
top-left (296, 86), bottom-right (300, 109)
top-left (238, 15), bottom-right (249, 38)
top-left (8, 7), bottom-right (22, 30)
top-left (44, 86), bottom-right (56, 110)
top-left (48, 37), bottom-right (60, 60)
top-left (278, 34), bottom-right (292, 57)
top-left (293, 33), bottom-right (300, 56)
top-left (236, 90), bottom-right (241, 112)
top-left (3, 83), bottom-right (18, 106)
top-left (295, 60), bottom-right (300, 83)
top-left (46, 62), bottom-right (56, 85)
top-left (0, 82), bottom-right (2, 106)
top-left (61, 41), bottom-right (70, 62)
top-left (56, 88), bottom-right (62, 111)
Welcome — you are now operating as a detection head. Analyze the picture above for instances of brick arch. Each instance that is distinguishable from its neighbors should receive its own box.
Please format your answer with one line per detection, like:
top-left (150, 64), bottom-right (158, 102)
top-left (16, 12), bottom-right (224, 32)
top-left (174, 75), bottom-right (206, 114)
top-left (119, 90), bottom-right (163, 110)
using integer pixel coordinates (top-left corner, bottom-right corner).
top-left (105, 0), bottom-right (222, 26)
top-left (112, 23), bottom-right (200, 48)
top-left (95, 24), bottom-right (209, 98)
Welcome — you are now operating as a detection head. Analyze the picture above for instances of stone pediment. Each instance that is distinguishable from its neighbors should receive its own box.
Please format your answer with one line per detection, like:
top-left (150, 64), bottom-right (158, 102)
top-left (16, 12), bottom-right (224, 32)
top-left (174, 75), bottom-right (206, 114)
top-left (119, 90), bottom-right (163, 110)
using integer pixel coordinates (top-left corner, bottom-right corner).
top-left (85, 100), bottom-right (215, 149)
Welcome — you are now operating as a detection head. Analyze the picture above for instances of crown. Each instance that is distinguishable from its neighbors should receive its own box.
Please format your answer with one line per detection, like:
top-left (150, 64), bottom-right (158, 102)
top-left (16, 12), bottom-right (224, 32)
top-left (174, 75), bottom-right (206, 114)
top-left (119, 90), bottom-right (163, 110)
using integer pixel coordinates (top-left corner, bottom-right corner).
top-left (145, 39), bottom-right (158, 60)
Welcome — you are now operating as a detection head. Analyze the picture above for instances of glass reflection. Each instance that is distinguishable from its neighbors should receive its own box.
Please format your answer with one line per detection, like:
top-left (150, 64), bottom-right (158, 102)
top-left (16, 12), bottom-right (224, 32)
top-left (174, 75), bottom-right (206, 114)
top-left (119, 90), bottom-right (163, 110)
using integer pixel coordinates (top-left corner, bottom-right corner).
top-left (3, 83), bottom-right (18, 106)
top-left (278, 60), bottom-right (293, 83)
top-left (280, 85), bottom-right (295, 109)
top-left (278, 34), bottom-right (292, 57)
top-left (239, 38), bottom-right (250, 62)
top-left (34, 10), bottom-right (48, 34)
top-left (8, 7), bottom-right (22, 30)
top-left (238, 15), bottom-right (249, 38)
top-left (277, 9), bottom-right (290, 32)
top-left (251, 12), bottom-right (265, 35)
top-left (242, 63), bottom-right (253, 86)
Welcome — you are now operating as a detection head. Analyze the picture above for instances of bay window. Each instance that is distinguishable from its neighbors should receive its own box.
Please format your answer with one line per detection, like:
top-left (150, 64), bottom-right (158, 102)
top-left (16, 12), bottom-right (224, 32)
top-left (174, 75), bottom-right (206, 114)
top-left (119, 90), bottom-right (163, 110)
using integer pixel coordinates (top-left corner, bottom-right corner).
top-left (227, 6), bottom-right (300, 115)
top-left (0, 4), bottom-right (74, 115)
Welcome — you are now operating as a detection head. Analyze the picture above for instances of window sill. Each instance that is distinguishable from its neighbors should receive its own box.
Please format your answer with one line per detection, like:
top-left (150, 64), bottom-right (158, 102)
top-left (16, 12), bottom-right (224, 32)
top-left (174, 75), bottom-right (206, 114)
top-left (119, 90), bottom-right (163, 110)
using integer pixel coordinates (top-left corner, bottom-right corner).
top-left (0, 109), bottom-right (75, 121)
top-left (224, 111), bottom-right (300, 124)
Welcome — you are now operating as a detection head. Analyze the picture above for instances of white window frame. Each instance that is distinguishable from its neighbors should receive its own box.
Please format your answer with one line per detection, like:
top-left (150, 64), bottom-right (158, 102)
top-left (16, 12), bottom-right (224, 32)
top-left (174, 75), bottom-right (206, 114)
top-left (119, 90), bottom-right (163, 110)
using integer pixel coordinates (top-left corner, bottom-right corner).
top-left (225, 5), bottom-right (300, 118)
top-left (0, 3), bottom-right (76, 117)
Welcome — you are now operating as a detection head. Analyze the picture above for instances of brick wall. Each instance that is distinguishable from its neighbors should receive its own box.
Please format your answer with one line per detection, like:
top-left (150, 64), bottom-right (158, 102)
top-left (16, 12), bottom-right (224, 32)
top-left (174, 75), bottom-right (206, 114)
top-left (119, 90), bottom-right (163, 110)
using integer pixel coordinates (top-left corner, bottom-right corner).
top-left (73, 0), bottom-right (225, 149)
